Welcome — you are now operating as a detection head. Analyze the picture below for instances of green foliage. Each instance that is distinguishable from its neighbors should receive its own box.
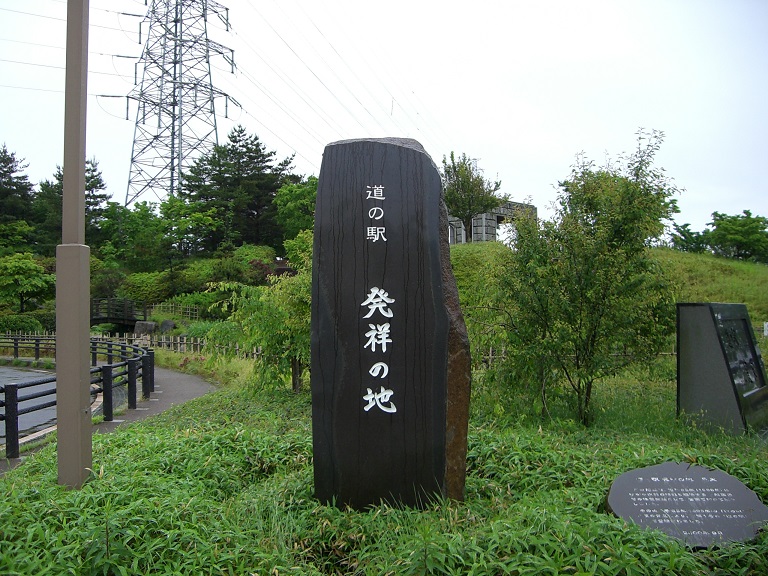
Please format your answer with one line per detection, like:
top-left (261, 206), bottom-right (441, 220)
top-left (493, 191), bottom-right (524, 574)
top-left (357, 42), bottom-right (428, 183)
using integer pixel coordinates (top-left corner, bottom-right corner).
top-left (232, 243), bottom-right (276, 266)
top-left (274, 175), bottom-right (317, 240)
top-left (0, 313), bottom-right (44, 333)
top-left (164, 291), bottom-right (228, 320)
top-left (0, 144), bottom-right (34, 255)
top-left (185, 320), bottom-right (221, 339)
top-left (98, 201), bottom-right (168, 272)
top-left (205, 319), bottom-right (247, 349)
top-left (2, 357), bottom-right (766, 574)
top-left (212, 233), bottom-right (312, 392)
top-left (160, 194), bottom-right (219, 258)
top-left (669, 222), bottom-right (708, 254)
top-left (179, 125), bottom-right (295, 252)
top-left (0, 252), bottom-right (55, 312)
top-left (0, 220), bottom-right (33, 257)
top-left (441, 151), bottom-right (503, 242)
top-left (23, 307), bottom-right (56, 332)
top-left (284, 229), bottom-right (313, 270)
top-left (449, 241), bottom-right (512, 365)
top-left (672, 210), bottom-right (768, 264)
top-left (28, 159), bottom-right (111, 253)
top-left (655, 247), bottom-right (768, 320)
top-left (117, 271), bottom-right (170, 304)
top-left (499, 130), bottom-right (679, 425)
top-left (706, 210), bottom-right (768, 262)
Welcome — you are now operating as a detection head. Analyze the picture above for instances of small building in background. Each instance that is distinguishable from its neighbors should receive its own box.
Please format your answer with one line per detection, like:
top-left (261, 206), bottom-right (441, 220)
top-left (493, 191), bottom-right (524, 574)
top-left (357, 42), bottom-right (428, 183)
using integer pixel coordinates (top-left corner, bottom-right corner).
top-left (448, 200), bottom-right (537, 245)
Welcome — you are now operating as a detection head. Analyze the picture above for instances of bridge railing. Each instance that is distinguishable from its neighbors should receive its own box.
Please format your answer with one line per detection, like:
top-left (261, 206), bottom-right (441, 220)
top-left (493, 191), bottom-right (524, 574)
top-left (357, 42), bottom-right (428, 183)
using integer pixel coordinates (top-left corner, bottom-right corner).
top-left (0, 334), bottom-right (154, 459)
top-left (90, 298), bottom-right (149, 324)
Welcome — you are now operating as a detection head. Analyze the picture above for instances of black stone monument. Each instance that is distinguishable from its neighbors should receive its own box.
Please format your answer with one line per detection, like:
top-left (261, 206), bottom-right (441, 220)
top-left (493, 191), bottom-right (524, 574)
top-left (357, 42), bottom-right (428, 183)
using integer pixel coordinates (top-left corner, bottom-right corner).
top-left (607, 462), bottom-right (768, 549)
top-left (311, 138), bottom-right (471, 509)
top-left (677, 303), bottom-right (768, 435)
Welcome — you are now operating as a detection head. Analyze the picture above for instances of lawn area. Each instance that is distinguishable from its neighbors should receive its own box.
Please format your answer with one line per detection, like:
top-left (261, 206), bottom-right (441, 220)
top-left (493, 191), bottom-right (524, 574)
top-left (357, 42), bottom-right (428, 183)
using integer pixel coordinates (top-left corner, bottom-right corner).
top-left (1, 354), bottom-right (766, 575)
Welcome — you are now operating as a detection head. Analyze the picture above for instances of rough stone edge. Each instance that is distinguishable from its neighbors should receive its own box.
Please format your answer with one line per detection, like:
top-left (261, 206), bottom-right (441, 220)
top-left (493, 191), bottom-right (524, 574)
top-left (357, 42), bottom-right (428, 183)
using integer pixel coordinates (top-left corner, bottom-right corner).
top-left (439, 189), bottom-right (472, 500)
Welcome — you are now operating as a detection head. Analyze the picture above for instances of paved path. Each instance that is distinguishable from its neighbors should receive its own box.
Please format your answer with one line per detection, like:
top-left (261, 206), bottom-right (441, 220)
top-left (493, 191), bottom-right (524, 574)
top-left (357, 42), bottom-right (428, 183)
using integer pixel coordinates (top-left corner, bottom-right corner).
top-left (0, 367), bottom-right (216, 476)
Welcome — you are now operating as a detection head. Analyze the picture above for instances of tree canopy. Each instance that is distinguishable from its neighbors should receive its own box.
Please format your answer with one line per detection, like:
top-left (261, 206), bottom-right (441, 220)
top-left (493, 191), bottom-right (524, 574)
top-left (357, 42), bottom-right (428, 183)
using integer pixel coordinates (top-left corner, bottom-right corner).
top-left (0, 252), bottom-right (55, 312)
top-left (0, 145), bottom-right (34, 255)
top-left (672, 210), bottom-right (768, 263)
top-left (441, 152), bottom-right (502, 242)
top-left (180, 125), bottom-right (296, 252)
top-left (498, 130), bottom-right (678, 425)
top-left (274, 175), bottom-right (317, 240)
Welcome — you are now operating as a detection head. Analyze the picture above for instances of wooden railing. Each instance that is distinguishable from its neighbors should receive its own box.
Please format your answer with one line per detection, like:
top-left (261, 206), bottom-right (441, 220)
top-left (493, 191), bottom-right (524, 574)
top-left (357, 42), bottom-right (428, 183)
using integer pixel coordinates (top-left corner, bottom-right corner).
top-left (90, 298), bottom-right (148, 325)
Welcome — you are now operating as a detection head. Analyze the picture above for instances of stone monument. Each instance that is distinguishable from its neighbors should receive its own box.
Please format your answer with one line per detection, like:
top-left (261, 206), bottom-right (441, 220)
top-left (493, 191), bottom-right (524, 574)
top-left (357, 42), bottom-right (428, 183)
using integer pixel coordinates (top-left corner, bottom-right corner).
top-left (311, 138), bottom-right (471, 509)
top-left (677, 303), bottom-right (768, 435)
top-left (607, 462), bottom-right (768, 549)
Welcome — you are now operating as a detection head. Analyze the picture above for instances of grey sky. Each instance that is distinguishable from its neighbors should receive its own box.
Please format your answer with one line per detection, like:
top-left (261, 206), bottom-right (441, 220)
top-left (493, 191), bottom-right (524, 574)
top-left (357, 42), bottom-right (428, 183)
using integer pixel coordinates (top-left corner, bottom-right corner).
top-left (1, 0), bottom-right (766, 231)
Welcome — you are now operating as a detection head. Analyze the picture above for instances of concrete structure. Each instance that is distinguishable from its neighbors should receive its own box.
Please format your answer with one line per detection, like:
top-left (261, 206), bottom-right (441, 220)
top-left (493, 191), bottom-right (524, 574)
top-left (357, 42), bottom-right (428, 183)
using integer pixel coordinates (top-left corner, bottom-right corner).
top-left (447, 200), bottom-right (537, 244)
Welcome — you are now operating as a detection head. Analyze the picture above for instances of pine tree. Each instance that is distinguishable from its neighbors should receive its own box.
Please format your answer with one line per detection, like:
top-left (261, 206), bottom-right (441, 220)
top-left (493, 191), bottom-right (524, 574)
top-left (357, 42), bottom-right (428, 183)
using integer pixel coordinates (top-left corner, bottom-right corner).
top-left (180, 126), bottom-right (295, 253)
top-left (0, 145), bottom-right (35, 254)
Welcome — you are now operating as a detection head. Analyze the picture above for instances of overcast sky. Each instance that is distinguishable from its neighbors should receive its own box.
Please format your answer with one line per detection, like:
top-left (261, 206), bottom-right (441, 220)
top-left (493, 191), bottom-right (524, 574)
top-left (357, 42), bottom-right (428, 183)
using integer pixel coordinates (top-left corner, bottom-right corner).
top-left (1, 0), bottom-right (766, 231)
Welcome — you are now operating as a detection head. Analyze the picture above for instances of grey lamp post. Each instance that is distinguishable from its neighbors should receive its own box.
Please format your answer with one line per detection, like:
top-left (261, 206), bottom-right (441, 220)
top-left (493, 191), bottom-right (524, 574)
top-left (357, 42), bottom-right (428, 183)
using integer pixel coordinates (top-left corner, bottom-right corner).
top-left (56, 0), bottom-right (92, 488)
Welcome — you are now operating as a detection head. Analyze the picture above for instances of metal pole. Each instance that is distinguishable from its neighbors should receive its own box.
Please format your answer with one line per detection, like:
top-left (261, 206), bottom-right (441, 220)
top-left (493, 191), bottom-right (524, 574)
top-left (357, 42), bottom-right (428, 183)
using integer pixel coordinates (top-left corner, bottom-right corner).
top-left (148, 349), bottom-right (155, 392)
top-left (56, 0), bottom-right (92, 488)
top-left (4, 384), bottom-right (19, 460)
top-left (102, 365), bottom-right (113, 422)
top-left (127, 358), bottom-right (138, 410)
top-left (141, 353), bottom-right (151, 400)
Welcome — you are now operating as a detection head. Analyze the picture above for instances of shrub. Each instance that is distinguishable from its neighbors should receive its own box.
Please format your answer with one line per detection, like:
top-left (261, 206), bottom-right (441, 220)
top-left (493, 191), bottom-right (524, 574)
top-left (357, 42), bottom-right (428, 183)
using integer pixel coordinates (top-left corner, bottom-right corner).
top-left (118, 271), bottom-right (170, 304)
top-left (24, 309), bottom-right (56, 332)
top-left (164, 292), bottom-right (229, 320)
top-left (0, 314), bottom-right (44, 333)
top-left (233, 244), bottom-right (275, 266)
top-left (91, 267), bottom-right (126, 299)
top-left (177, 259), bottom-right (216, 293)
top-left (205, 320), bottom-right (246, 354)
top-left (186, 320), bottom-right (221, 339)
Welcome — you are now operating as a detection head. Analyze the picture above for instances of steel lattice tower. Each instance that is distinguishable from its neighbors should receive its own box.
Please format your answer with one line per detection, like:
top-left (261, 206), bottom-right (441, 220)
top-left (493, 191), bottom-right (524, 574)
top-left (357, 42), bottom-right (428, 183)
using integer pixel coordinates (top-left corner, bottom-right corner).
top-left (126, 0), bottom-right (236, 205)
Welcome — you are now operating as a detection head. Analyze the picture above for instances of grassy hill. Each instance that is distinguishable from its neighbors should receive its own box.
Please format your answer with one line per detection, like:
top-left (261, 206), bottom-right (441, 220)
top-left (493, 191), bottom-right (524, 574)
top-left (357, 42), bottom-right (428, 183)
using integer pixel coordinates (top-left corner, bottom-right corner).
top-left (653, 247), bottom-right (768, 322)
top-left (449, 242), bottom-right (768, 326)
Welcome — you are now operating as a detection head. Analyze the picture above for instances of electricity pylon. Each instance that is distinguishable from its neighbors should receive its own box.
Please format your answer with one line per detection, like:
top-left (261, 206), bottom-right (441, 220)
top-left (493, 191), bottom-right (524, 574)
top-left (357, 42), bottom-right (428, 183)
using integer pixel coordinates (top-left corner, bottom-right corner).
top-left (126, 0), bottom-right (237, 205)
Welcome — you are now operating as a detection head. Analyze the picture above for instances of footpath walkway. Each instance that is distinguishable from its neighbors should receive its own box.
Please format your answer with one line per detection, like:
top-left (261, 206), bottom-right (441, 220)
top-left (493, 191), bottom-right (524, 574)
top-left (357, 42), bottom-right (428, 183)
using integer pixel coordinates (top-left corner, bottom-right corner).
top-left (0, 367), bottom-right (216, 476)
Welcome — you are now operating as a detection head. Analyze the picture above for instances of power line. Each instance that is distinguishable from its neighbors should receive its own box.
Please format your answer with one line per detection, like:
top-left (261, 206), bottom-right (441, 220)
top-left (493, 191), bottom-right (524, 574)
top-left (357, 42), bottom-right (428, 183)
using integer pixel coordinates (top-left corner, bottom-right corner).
top-left (0, 58), bottom-right (132, 79)
top-left (0, 7), bottom-right (140, 38)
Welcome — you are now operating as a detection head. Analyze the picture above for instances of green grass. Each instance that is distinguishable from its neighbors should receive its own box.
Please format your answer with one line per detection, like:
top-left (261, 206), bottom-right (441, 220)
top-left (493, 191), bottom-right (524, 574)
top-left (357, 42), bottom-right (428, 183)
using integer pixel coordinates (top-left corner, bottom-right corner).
top-left (2, 247), bottom-right (767, 574)
top-left (654, 248), bottom-right (768, 321)
top-left (2, 354), bottom-right (767, 575)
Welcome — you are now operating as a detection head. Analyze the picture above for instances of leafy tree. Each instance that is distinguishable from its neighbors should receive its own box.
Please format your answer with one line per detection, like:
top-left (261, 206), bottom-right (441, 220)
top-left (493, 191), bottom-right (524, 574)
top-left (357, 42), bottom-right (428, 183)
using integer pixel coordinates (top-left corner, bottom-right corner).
top-left (0, 253), bottom-right (55, 312)
top-left (499, 130), bottom-right (678, 425)
top-left (30, 176), bottom-right (62, 256)
top-left (0, 220), bottom-right (34, 257)
top-left (706, 210), bottom-right (768, 262)
top-left (180, 126), bottom-right (295, 252)
top-left (0, 144), bottom-right (34, 254)
top-left (98, 201), bottom-right (166, 272)
top-left (30, 159), bottom-right (111, 253)
top-left (669, 222), bottom-right (708, 254)
top-left (159, 195), bottom-right (219, 259)
top-left (441, 152), bottom-right (502, 242)
top-left (213, 230), bottom-right (312, 392)
top-left (274, 175), bottom-right (317, 240)
top-left (83, 159), bottom-right (111, 246)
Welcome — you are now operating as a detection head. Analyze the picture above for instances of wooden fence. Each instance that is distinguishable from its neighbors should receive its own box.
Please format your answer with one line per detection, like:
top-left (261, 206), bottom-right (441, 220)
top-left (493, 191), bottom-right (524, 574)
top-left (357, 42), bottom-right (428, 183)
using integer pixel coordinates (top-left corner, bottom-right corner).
top-left (104, 333), bottom-right (261, 359)
top-left (150, 303), bottom-right (201, 321)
